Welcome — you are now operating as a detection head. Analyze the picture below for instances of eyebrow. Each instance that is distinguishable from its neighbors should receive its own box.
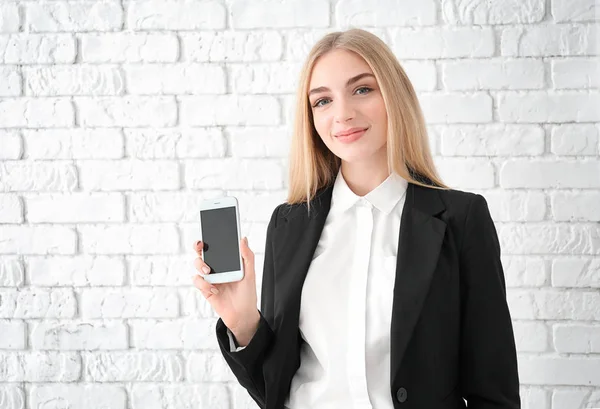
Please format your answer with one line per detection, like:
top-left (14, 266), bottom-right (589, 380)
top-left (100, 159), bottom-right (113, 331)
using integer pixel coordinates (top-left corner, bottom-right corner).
top-left (308, 72), bottom-right (375, 97)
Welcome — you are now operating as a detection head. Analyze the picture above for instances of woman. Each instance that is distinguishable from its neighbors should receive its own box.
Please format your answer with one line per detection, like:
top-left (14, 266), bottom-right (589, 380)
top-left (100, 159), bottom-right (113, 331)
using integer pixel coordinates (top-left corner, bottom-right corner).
top-left (192, 28), bottom-right (520, 409)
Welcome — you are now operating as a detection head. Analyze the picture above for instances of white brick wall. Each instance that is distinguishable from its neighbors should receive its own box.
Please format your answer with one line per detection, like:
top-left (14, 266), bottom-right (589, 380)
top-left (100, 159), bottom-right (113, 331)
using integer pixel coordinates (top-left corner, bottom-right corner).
top-left (0, 0), bottom-right (598, 408)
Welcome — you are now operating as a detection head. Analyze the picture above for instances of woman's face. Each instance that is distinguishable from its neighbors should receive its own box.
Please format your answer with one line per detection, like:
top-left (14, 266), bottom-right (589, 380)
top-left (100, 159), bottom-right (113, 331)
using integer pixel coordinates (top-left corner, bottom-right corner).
top-left (308, 49), bottom-right (388, 165)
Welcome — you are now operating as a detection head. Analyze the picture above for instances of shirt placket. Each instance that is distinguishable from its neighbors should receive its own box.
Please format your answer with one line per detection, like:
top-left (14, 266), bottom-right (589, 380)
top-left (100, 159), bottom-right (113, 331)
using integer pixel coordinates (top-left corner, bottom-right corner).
top-left (347, 199), bottom-right (374, 408)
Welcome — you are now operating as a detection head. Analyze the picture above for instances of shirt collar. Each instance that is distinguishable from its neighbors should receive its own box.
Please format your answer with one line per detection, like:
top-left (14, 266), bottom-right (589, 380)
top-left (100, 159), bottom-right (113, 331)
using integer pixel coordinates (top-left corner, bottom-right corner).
top-left (330, 167), bottom-right (409, 215)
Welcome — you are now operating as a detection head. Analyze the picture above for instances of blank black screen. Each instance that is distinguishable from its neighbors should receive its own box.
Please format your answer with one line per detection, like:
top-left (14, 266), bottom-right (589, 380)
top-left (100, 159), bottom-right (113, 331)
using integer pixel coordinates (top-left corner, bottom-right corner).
top-left (200, 206), bottom-right (241, 273)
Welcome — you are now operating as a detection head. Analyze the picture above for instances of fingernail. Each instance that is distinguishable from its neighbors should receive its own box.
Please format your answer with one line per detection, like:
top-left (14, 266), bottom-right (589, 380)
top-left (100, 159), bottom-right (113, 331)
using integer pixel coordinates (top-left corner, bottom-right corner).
top-left (244, 237), bottom-right (248, 244)
top-left (202, 266), bottom-right (210, 274)
top-left (210, 287), bottom-right (219, 294)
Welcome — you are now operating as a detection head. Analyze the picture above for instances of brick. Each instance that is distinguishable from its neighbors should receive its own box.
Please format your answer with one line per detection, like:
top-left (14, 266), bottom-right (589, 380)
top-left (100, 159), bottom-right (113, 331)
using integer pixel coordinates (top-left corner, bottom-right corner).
top-left (501, 24), bottom-right (599, 56)
top-left (552, 0), bottom-right (600, 22)
top-left (551, 191), bottom-right (600, 221)
top-left (442, 0), bottom-right (544, 24)
top-left (0, 162), bottom-right (77, 192)
top-left (131, 384), bottom-right (228, 409)
top-left (500, 159), bottom-right (600, 188)
top-left (30, 320), bottom-right (128, 350)
top-left (184, 158), bottom-right (284, 190)
top-left (501, 256), bottom-right (548, 287)
top-left (0, 257), bottom-right (24, 286)
top-left (440, 124), bottom-right (544, 156)
top-left (81, 33), bottom-right (178, 62)
top-left (79, 160), bottom-right (179, 191)
top-left (229, 126), bottom-right (291, 158)
top-left (499, 224), bottom-right (600, 255)
top-left (552, 58), bottom-right (600, 88)
top-left (124, 128), bottom-right (226, 159)
top-left (130, 255), bottom-right (198, 285)
top-left (0, 352), bottom-right (80, 381)
top-left (284, 29), bottom-right (334, 61)
top-left (23, 129), bottom-right (124, 159)
top-left (508, 289), bottom-right (600, 320)
top-left (228, 62), bottom-right (301, 94)
top-left (550, 124), bottom-right (599, 155)
top-left (129, 192), bottom-right (213, 223)
top-left (30, 385), bottom-right (126, 409)
top-left (0, 288), bottom-right (76, 318)
top-left (520, 387), bottom-right (548, 409)
top-left (0, 34), bottom-right (75, 64)
top-left (127, 0), bottom-right (225, 30)
top-left (24, 65), bottom-right (124, 96)
top-left (182, 31), bottom-right (282, 62)
top-left (80, 224), bottom-right (180, 255)
top-left (0, 321), bottom-right (26, 349)
top-left (77, 96), bottom-right (177, 127)
top-left (435, 158), bottom-right (495, 188)
top-left (552, 388), bottom-right (600, 409)
top-left (553, 324), bottom-right (600, 353)
top-left (125, 63), bottom-right (225, 95)
top-left (25, 2), bottom-right (123, 31)
top-left (83, 352), bottom-right (183, 381)
top-left (336, 0), bottom-right (435, 25)
top-left (186, 351), bottom-right (235, 381)
top-left (518, 356), bottom-right (600, 385)
top-left (130, 318), bottom-right (218, 349)
top-left (28, 255), bottom-right (125, 286)
top-left (401, 61), bottom-right (437, 91)
top-left (0, 3), bottom-right (20, 32)
top-left (180, 288), bottom-right (218, 319)
top-left (498, 91), bottom-right (600, 122)
top-left (0, 386), bottom-right (25, 409)
top-left (81, 288), bottom-right (179, 318)
top-left (442, 59), bottom-right (545, 90)
top-left (551, 257), bottom-right (600, 288)
top-left (392, 27), bottom-right (495, 59)
top-left (480, 190), bottom-right (546, 222)
top-left (0, 98), bottom-right (74, 128)
top-left (230, 0), bottom-right (329, 28)
top-left (26, 193), bottom-right (125, 223)
top-left (0, 131), bottom-right (22, 159)
top-left (180, 95), bottom-right (280, 126)
top-left (419, 93), bottom-right (493, 123)
top-left (0, 226), bottom-right (77, 255)
top-left (0, 194), bottom-right (23, 223)
top-left (0, 66), bottom-right (21, 96)
top-left (513, 321), bottom-right (549, 352)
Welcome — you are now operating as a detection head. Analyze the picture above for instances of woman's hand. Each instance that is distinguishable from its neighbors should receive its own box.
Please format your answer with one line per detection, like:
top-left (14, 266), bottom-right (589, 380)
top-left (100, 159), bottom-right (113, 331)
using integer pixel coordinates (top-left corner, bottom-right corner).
top-left (192, 237), bottom-right (260, 347)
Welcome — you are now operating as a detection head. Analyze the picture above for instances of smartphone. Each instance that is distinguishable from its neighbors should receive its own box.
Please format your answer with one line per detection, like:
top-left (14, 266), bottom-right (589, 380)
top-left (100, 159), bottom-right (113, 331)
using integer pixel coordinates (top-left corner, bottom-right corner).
top-left (198, 196), bottom-right (244, 284)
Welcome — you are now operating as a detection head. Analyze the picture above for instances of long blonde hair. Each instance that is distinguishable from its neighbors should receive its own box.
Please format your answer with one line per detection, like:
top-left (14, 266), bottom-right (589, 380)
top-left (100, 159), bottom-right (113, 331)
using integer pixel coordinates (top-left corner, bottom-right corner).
top-left (286, 28), bottom-right (449, 211)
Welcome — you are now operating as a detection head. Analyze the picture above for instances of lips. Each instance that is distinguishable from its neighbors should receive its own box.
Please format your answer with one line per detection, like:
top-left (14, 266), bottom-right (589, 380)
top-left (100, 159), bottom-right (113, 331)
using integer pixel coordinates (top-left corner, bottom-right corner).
top-left (334, 127), bottom-right (368, 137)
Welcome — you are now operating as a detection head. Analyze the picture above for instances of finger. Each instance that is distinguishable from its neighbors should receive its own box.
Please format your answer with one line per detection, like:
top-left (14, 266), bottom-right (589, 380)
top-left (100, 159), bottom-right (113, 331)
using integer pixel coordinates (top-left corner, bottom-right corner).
top-left (194, 256), bottom-right (212, 275)
top-left (192, 274), bottom-right (219, 295)
top-left (193, 240), bottom-right (204, 257)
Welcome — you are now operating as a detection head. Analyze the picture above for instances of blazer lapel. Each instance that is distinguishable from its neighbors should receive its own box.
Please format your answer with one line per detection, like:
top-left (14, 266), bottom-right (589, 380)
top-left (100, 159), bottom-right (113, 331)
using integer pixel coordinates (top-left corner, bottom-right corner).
top-left (390, 183), bottom-right (446, 388)
top-left (270, 181), bottom-right (447, 390)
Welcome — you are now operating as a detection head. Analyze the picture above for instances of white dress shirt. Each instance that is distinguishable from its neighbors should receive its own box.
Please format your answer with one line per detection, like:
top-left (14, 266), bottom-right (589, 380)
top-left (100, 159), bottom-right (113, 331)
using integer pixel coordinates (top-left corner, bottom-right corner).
top-left (228, 168), bottom-right (408, 409)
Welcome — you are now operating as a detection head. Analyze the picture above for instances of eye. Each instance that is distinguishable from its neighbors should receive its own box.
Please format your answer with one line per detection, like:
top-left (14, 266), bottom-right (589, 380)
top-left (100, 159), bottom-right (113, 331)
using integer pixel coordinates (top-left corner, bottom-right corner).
top-left (355, 86), bottom-right (372, 95)
top-left (313, 97), bottom-right (330, 108)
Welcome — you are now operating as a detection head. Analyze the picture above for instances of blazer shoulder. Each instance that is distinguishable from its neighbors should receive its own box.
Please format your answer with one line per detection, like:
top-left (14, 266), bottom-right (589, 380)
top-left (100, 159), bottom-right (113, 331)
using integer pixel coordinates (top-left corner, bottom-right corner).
top-left (436, 186), bottom-right (483, 219)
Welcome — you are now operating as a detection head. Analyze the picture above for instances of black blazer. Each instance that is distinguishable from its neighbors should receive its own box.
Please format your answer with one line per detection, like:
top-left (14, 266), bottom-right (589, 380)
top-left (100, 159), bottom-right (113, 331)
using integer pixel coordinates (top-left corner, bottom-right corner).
top-left (215, 180), bottom-right (521, 409)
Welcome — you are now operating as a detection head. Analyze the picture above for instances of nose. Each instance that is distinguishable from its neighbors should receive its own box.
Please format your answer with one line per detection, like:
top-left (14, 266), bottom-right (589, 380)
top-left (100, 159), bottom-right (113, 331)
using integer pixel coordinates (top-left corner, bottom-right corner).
top-left (333, 97), bottom-right (355, 123)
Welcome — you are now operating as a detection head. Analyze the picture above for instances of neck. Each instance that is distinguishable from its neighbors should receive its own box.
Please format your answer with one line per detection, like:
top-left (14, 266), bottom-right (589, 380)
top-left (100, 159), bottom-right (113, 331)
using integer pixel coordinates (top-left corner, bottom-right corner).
top-left (340, 160), bottom-right (390, 197)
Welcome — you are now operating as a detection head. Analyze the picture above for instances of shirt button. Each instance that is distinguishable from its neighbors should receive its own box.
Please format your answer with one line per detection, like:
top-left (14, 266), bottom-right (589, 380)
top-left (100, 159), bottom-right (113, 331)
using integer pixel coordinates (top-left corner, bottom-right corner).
top-left (396, 387), bottom-right (407, 403)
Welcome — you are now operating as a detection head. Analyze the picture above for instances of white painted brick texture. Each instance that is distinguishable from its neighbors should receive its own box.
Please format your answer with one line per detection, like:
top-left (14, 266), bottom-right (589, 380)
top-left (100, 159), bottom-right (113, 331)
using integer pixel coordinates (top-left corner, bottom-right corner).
top-left (0, 0), bottom-right (598, 408)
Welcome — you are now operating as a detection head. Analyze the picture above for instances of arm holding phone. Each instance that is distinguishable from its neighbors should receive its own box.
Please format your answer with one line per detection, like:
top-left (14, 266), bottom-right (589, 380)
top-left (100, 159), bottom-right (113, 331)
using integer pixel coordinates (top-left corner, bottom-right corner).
top-left (192, 204), bottom-right (282, 408)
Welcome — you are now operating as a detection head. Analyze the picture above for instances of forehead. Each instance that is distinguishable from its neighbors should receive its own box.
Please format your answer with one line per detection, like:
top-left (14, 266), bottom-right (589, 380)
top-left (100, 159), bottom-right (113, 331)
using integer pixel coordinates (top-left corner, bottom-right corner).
top-left (308, 49), bottom-right (373, 87)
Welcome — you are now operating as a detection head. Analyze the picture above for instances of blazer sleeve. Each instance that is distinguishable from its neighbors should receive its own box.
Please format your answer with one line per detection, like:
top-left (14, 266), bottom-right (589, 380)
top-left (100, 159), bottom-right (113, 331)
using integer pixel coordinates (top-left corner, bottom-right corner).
top-left (459, 194), bottom-right (521, 409)
top-left (215, 203), bottom-right (281, 409)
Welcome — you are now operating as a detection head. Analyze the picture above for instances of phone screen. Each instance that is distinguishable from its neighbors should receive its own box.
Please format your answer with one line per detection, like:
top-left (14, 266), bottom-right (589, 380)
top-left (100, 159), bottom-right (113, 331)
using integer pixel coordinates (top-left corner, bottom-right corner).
top-left (200, 206), bottom-right (241, 274)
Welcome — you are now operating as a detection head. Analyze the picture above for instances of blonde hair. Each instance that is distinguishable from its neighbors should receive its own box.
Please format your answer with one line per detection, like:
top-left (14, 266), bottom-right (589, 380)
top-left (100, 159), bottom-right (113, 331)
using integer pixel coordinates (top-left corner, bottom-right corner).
top-left (286, 28), bottom-right (449, 211)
